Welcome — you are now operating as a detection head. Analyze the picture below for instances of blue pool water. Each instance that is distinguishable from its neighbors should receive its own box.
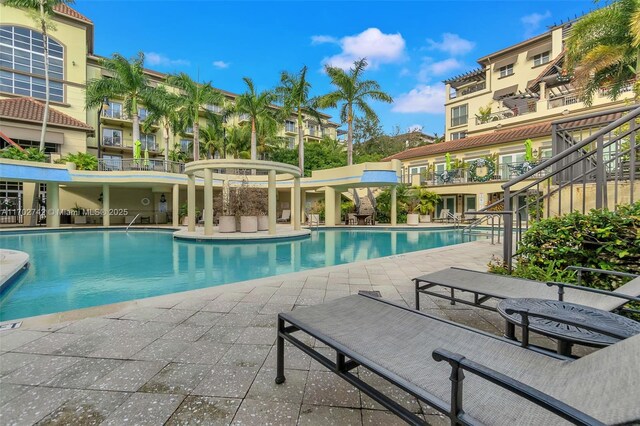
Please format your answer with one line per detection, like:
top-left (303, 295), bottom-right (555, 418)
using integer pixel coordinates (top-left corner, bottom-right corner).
top-left (0, 229), bottom-right (475, 320)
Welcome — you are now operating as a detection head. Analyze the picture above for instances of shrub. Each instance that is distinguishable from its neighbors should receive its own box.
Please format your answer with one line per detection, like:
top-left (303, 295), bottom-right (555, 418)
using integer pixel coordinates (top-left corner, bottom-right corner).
top-left (0, 147), bottom-right (47, 162)
top-left (59, 152), bottom-right (98, 170)
top-left (489, 202), bottom-right (640, 291)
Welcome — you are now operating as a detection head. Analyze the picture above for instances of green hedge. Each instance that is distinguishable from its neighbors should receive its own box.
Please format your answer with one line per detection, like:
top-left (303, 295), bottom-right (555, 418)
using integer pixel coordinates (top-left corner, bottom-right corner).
top-left (490, 202), bottom-right (640, 290)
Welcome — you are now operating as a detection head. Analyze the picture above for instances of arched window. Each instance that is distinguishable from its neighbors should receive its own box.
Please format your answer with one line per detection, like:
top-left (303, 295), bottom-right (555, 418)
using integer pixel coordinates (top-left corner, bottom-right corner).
top-left (0, 26), bottom-right (64, 102)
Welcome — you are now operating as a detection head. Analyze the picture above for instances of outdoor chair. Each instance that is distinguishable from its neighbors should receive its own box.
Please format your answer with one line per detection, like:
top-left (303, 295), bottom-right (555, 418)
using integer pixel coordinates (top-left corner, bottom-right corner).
top-left (277, 209), bottom-right (291, 223)
top-left (347, 213), bottom-right (357, 225)
top-left (435, 208), bottom-right (450, 222)
top-left (275, 293), bottom-right (640, 425)
top-left (414, 266), bottom-right (640, 314)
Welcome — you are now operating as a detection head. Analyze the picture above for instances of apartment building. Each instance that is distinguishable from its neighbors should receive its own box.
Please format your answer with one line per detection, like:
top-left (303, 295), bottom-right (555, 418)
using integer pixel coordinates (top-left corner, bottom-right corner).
top-left (0, 3), bottom-right (340, 166)
top-left (386, 19), bottom-right (635, 218)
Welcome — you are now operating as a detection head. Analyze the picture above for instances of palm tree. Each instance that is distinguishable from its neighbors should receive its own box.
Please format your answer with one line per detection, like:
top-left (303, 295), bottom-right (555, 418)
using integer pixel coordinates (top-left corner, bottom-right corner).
top-left (142, 85), bottom-right (182, 165)
top-left (199, 119), bottom-right (224, 159)
top-left (4, 0), bottom-right (73, 152)
top-left (276, 66), bottom-right (323, 173)
top-left (86, 52), bottom-right (151, 151)
top-left (224, 125), bottom-right (251, 159)
top-left (318, 58), bottom-right (393, 165)
top-left (231, 77), bottom-right (277, 160)
top-left (566, 0), bottom-right (640, 105)
top-left (166, 72), bottom-right (224, 162)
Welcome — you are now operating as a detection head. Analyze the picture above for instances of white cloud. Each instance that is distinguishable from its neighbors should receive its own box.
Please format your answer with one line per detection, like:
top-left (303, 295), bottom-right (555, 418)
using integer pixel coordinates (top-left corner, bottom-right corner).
top-left (392, 84), bottom-right (446, 114)
top-left (418, 58), bottom-right (464, 81)
top-left (426, 33), bottom-right (475, 56)
top-left (212, 60), bottom-right (230, 69)
top-left (521, 11), bottom-right (551, 37)
top-left (320, 28), bottom-right (406, 70)
top-left (145, 52), bottom-right (190, 67)
top-left (311, 35), bottom-right (338, 45)
top-left (408, 124), bottom-right (423, 132)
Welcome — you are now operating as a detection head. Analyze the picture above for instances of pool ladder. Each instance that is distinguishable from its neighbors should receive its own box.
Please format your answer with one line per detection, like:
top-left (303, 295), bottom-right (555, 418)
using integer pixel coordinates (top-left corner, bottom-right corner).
top-left (126, 213), bottom-right (140, 232)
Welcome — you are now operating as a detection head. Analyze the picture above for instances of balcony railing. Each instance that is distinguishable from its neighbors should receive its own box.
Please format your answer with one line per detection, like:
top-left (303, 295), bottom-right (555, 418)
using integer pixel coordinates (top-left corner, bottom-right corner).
top-left (459, 81), bottom-right (486, 96)
top-left (102, 109), bottom-right (125, 119)
top-left (98, 158), bottom-right (185, 173)
top-left (598, 80), bottom-right (635, 97)
top-left (285, 124), bottom-right (297, 133)
top-left (548, 93), bottom-right (581, 109)
top-left (406, 162), bottom-right (547, 186)
top-left (475, 103), bottom-right (537, 125)
top-left (102, 137), bottom-right (158, 152)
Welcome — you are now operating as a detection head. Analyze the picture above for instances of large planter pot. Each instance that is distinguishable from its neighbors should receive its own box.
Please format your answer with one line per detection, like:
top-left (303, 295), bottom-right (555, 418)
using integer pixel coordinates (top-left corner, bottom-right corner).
top-left (181, 217), bottom-right (188, 226)
top-left (240, 216), bottom-right (258, 233)
top-left (419, 214), bottom-right (431, 223)
top-left (257, 215), bottom-right (269, 231)
top-left (407, 213), bottom-right (420, 226)
top-left (73, 216), bottom-right (87, 224)
top-left (219, 215), bottom-right (236, 233)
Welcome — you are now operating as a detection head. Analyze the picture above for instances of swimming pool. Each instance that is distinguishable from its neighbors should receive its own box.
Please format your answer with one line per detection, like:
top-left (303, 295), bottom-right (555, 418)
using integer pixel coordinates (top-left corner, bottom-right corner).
top-left (0, 228), bottom-right (476, 320)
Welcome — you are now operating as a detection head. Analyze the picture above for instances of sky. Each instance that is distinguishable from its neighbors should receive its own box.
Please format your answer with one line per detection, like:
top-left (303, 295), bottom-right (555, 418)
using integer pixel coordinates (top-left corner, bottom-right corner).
top-left (74, 0), bottom-right (596, 136)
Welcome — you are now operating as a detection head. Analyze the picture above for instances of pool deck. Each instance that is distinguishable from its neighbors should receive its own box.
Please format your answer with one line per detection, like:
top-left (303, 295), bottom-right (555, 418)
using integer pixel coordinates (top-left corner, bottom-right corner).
top-left (0, 240), bottom-right (556, 425)
top-left (0, 249), bottom-right (29, 292)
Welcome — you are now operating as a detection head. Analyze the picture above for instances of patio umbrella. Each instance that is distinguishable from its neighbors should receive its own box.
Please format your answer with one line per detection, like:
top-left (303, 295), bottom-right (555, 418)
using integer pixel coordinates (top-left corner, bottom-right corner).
top-left (133, 140), bottom-right (141, 165)
top-left (143, 148), bottom-right (150, 168)
top-left (524, 139), bottom-right (534, 162)
top-left (445, 153), bottom-right (452, 171)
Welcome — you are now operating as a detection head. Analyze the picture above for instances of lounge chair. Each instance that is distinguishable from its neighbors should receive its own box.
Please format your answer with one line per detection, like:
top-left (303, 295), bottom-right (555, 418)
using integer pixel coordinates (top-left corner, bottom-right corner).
top-left (277, 209), bottom-right (291, 223)
top-left (435, 208), bottom-right (449, 223)
top-left (414, 266), bottom-right (640, 313)
top-left (275, 293), bottom-right (640, 425)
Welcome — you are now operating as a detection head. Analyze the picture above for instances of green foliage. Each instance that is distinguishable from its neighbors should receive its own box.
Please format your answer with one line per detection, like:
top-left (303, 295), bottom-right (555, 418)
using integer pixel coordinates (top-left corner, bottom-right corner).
top-left (412, 188), bottom-right (440, 215)
top-left (490, 202), bottom-right (640, 290)
top-left (0, 147), bottom-right (47, 162)
top-left (59, 152), bottom-right (98, 170)
top-left (341, 199), bottom-right (355, 218)
top-left (488, 257), bottom-right (578, 283)
top-left (269, 139), bottom-right (346, 177)
top-left (375, 184), bottom-right (411, 224)
top-left (475, 104), bottom-right (493, 124)
top-left (168, 143), bottom-right (188, 163)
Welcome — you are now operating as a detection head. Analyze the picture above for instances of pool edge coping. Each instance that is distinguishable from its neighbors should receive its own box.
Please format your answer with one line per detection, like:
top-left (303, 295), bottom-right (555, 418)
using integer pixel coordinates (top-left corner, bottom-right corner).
top-left (0, 249), bottom-right (29, 295)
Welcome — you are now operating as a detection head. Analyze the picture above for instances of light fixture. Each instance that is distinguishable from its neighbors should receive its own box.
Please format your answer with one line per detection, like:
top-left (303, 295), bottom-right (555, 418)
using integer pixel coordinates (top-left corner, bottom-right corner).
top-left (562, 109), bottom-right (570, 115)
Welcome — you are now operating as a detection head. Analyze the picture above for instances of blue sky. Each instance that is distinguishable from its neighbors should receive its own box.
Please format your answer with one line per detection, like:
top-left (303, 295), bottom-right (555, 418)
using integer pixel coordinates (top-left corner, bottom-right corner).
top-left (75, 0), bottom-right (595, 136)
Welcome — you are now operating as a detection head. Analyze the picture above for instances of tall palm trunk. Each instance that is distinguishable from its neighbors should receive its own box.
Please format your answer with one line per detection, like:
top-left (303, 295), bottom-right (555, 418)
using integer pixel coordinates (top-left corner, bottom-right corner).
top-left (163, 123), bottom-right (169, 171)
top-left (193, 121), bottom-right (200, 161)
top-left (250, 118), bottom-right (257, 160)
top-left (38, 0), bottom-right (49, 152)
top-left (297, 111), bottom-right (304, 174)
top-left (347, 105), bottom-right (354, 165)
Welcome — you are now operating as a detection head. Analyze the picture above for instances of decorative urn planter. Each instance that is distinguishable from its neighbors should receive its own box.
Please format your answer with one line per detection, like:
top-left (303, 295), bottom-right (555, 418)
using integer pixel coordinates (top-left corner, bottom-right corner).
top-left (407, 213), bottom-right (420, 226)
top-left (257, 215), bottom-right (269, 231)
top-left (419, 214), bottom-right (431, 223)
top-left (240, 216), bottom-right (258, 233)
top-left (219, 215), bottom-right (237, 233)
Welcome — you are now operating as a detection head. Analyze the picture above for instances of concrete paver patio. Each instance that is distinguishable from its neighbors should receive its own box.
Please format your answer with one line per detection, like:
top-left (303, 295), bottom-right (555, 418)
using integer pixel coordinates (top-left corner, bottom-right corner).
top-left (0, 240), bottom-right (556, 425)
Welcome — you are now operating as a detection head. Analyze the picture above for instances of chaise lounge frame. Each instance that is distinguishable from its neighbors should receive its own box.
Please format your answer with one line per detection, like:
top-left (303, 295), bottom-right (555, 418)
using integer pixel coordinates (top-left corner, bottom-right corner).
top-left (275, 294), bottom-right (613, 426)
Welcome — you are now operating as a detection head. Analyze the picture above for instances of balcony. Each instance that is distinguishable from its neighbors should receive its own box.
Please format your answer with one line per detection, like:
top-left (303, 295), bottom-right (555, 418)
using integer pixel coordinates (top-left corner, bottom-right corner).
top-left (102, 137), bottom-right (158, 152)
top-left (406, 161), bottom-right (547, 186)
top-left (306, 127), bottom-right (321, 138)
top-left (102, 109), bottom-right (126, 120)
top-left (458, 82), bottom-right (486, 97)
top-left (475, 102), bottom-right (537, 125)
top-left (98, 158), bottom-right (185, 173)
top-left (548, 92), bottom-right (581, 109)
top-left (284, 124), bottom-right (297, 134)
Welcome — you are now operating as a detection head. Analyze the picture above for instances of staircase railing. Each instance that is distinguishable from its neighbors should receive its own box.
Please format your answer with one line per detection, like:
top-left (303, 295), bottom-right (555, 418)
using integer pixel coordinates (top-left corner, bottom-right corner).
top-left (500, 105), bottom-right (639, 269)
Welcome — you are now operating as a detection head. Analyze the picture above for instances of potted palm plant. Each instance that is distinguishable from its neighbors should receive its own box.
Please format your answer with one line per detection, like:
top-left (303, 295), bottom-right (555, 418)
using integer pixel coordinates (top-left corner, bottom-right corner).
top-left (219, 188), bottom-right (236, 233)
top-left (406, 190), bottom-right (420, 226)
top-left (414, 188), bottom-right (440, 222)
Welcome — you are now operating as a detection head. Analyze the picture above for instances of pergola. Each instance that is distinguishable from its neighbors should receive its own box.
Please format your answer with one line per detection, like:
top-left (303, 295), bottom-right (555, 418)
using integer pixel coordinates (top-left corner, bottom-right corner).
top-left (183, 159), bottom-right (303, 236)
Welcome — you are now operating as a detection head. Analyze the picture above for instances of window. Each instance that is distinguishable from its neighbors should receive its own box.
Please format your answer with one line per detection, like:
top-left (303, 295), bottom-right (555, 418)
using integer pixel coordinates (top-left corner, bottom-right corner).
top-left (138, 107), bottom-right (149, 121)
top-left (0, 26), bottom-right (64, 102)
top-left (139, 133), bottom-right (156, 151)
top-left (0, 138), bottom-right (58, 153)
top-left (450, 104), bottom-right (468, 127)
top-left (206, 104), bottom-right (222, 113)
top-left (533, 51), bottom-right (550, 67)
top-left (499, 64), bottom-right (514, 78)
top-left (184, 126), bottom-right (193, 134)
top-left (285, 120), bottom-right (296, 132)
top-left (102, 154), bottom-right (122, 170)
top-left (238, 113), bottom-right (250, 122)
top-left (103, 102), bottom-right (123, 119)
top-left (450, 132), bottom-right (466, 141)
top-left (287, 137), bottom-right (295, 149)
top-left (103, 129), bottom-right (122, 147)
top-left (180, 139), bottom-right (191, 153)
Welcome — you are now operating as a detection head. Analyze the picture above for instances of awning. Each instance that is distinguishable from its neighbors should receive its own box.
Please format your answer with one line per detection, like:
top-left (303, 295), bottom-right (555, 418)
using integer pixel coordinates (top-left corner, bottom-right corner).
top-left (493, 85), bottom-right (518, 100)
top-left (1, 125), bottom-right (64, 144)
top-left (526, 43), bottom-right (552, 60)
top-left (492, 56), bottom-right (517, 70)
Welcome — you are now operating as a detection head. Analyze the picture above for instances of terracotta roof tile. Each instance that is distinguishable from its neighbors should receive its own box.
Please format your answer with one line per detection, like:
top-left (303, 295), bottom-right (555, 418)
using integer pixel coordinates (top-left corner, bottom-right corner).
top-left (0, 97), bottom-right (93, 132)
top-left (384, 110), bottom-right (623, 161)
top-left (53, 4), bottom-right (92, 24)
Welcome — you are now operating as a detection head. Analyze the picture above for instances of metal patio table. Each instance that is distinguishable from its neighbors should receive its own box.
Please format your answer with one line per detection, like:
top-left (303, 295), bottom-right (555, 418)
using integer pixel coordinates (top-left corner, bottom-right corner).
top-left (497, 298), bottom-right (640, 356)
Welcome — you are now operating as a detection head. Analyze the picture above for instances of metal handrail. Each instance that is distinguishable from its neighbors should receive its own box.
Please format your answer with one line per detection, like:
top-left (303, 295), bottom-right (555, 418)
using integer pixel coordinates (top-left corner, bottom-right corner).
top-left (126, 213), bottom-right (140, 232)
top-left (503, 105), bottom-right (640, 189)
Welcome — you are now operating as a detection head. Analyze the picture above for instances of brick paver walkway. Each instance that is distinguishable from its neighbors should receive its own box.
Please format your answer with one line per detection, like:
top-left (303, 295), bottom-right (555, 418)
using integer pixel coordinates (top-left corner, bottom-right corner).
top-left (1, 240), bottom-right (539, 425)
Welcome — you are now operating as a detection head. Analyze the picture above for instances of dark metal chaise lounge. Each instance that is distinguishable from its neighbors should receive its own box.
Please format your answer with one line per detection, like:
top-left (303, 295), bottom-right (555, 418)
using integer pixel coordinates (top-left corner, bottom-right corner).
top-left (414, 266), bottom-right (640, 313)
top-left (275, 294), bottom-right (640, 425)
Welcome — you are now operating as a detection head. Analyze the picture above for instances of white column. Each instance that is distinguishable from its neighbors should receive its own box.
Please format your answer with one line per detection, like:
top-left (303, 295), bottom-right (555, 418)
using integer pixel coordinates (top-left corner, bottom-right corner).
top-left (102, 184), bottom-right (110, 227)
top-left (268, 170), bottom-right (277, 235)
top-left (204, 169), bottom-right (214, 235)
top-left (46, 183), bottom-right (59, 228)
top-left (293, 177), bottom-right (301, 230)
top-left (325, 186), bottom-right (336, 226)
top-left (300, 190), bottom-right (306, 225)
top-left (187, 174), bottom-right (196, 232)
top-left (172, 184), bottom-right (179, 226)
top-left (335, 191), bottom-right (341, 225)
top-left (391, 186), bottom-right (397, 226)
